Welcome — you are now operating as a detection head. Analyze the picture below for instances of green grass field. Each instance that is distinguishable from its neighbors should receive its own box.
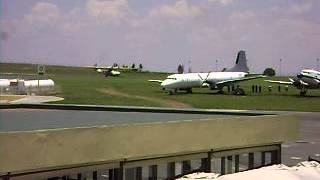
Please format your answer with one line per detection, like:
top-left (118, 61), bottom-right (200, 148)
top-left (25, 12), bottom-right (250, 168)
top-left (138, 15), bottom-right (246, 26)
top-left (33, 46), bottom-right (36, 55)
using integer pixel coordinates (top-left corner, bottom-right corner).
top-left (1, 63), bottom-right (319, 111)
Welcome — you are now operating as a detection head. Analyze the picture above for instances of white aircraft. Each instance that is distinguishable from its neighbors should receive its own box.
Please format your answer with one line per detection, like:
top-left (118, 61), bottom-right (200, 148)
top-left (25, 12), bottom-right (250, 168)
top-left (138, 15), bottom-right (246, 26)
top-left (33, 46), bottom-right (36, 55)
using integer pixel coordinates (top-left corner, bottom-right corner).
top-left (101, 68), bottom-right (121, 77)
top-left (265, 69), bottom-right (320, 96)
top-left (149, 51), bottom-right (265, 95)
top-left (89, 65), bottom-right (121, 77)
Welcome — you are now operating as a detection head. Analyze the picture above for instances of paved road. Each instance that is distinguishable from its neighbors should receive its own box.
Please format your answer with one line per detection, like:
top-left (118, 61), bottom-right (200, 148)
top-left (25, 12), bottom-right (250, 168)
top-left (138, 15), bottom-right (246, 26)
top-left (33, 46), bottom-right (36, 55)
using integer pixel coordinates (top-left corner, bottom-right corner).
top-left (282, 112), bottom-right (320, 165)
top-left (9, 96), bottom-right (64, 104)
top-left (0, 109), bottom-right (236, 132)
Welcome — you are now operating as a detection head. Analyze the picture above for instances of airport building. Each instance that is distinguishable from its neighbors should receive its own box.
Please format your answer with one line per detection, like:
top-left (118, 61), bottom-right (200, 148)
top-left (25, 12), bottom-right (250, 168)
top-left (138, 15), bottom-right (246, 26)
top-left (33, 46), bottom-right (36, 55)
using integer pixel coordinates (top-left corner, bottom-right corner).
top-left (0, 104), bottom-right (298, 180)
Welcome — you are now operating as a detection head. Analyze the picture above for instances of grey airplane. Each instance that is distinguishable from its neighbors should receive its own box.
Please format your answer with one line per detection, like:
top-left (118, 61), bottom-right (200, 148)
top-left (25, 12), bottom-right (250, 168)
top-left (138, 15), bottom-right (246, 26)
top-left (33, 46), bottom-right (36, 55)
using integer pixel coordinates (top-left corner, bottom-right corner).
top-left (265, 69), bottom-right (320, 96)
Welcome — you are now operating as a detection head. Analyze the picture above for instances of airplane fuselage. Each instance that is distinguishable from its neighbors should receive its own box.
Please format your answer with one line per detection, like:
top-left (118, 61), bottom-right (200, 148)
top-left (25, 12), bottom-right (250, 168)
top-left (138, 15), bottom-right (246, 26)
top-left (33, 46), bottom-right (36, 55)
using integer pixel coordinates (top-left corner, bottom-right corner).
top-left (295, 69), bottom-right (320, 89)
top-left (161, 72), bottom-right (247, 90)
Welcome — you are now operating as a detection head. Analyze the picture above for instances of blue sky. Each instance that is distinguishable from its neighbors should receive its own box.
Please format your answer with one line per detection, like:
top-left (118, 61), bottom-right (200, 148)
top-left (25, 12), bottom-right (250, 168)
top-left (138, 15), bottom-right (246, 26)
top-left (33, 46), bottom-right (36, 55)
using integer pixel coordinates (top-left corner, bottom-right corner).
top-left (1, 0), bottom-right (320, 75)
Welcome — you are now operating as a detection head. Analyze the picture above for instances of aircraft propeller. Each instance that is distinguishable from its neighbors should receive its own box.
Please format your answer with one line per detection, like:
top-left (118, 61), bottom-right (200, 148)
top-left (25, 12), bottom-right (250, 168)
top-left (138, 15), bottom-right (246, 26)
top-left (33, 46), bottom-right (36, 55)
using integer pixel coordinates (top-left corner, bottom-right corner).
top-left (198, 72), bottom-right (211, 87)
top-left (289, 78), bottom-right (295, 83)
top-left (299, 80), bottom-right (308, 86)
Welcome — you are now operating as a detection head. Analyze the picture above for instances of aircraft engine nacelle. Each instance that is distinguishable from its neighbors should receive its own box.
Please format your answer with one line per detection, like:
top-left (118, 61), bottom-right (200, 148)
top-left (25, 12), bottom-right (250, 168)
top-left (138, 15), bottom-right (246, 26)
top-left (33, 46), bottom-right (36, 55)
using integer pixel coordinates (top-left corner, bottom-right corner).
top-left (96, 69), bottom-right (103, 73)
top-left (0, 79), bottom-right (10, 88)
top-left (209, 84), bottom-right (218, 90)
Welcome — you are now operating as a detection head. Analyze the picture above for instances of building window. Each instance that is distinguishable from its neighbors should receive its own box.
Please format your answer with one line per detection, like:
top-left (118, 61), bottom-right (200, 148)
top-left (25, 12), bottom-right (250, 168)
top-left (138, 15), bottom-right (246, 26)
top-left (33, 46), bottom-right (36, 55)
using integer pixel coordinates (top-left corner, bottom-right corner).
top-left (175, 162), bottom-right (182, 176)
top-left (238, 153), bottom-right (248, 171)
top-left (264, 151), bottom-right (272, 165)
top-left (182, 160), bottom-right (191, 174)
top-left (125, 168), bottom-right (135, 180)
top-left (190, 159), bottom-right (202, 171)
top-left (211, 156), bottom-right (221, 174)
top-left (157, 163), bottom-right (167, 179)
top-left (149, 165), bottom-right (157, 180)
top-left (254, 152), bottom-right (262, 168)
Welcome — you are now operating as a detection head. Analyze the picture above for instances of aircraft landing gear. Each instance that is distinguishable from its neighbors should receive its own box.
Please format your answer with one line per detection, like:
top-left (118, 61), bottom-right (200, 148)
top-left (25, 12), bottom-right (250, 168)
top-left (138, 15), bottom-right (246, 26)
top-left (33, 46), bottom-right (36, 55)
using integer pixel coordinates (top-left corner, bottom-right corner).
top-left (217, 90), bottom-right (224, 94)
top-left (186, 88), bottom-right (192, 94)
top-left (169, 89), bottom-right (178, 95)
top-left (300, 89), bottom-right (307, 96)
top-left (233, 87), bottom-right (245, 95)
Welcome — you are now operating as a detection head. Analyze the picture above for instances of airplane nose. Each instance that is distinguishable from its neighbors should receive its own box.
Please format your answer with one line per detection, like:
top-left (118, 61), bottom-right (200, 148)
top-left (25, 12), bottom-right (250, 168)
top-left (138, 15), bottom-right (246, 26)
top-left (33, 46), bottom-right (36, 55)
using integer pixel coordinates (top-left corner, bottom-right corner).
top-left (161, 81), bottom-right (168, 88)
top-left (161, 80), bottom-right (172, 89)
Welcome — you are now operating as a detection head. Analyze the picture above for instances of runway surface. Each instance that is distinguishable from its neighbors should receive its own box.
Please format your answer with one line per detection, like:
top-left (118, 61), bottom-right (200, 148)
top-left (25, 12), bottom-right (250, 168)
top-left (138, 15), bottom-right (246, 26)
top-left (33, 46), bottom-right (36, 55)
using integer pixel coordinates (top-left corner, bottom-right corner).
top-left (0, 109), bottom-right (236, 132)
top-left (282, 112), bottom-right (320, 165)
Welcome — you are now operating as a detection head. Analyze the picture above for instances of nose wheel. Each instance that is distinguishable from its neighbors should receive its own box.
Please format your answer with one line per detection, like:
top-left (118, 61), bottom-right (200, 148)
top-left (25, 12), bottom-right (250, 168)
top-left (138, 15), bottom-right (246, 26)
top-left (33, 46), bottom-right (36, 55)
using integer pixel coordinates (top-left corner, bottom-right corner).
top-left (168, 88), bottom-right (178, 95)
top-left (300, 89), bottom-right (307, 96)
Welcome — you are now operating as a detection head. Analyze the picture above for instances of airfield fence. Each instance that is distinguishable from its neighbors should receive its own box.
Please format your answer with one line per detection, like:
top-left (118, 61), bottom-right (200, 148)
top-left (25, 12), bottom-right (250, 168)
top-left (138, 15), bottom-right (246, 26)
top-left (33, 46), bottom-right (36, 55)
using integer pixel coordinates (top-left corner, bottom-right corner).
top-left (0, 73), bottom-right (49, 80)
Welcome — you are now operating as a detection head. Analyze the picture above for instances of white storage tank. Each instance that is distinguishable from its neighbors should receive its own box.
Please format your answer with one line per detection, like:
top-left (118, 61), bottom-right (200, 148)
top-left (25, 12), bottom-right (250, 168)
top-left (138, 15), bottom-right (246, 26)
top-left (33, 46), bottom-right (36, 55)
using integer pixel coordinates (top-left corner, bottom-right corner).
top-left (24, 79), bottom-right (55, 88)
top-left (24, 79), bottom-right (55, 92)
top-left (0, 79), bottom-right (10, 88)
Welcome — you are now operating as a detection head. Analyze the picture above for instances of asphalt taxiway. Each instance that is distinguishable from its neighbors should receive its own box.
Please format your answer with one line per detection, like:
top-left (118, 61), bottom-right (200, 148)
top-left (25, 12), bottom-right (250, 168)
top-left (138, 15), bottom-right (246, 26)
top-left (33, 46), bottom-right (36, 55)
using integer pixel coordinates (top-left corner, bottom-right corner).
top-left (282, 112), bottom-right (320, 165)
top-left (0, 108), bottom-right (239, 132)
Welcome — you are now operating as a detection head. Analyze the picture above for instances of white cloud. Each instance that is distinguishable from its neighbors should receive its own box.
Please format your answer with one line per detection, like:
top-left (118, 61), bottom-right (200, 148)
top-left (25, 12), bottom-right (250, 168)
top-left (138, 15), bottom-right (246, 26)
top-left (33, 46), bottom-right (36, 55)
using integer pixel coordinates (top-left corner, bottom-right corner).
top-left (271, 2), bottom-right (313, 15)
top-left (149, 0), bottom-right (202, 19)
top-left (25, 2), bottom-right (61, 24)
top-left (62, 22), bottom-right (86, 33)
top-left (86, 0), bottom-right (133, 23)
top-left (229, 11), bottom-right (255, 21)
top-left (208, 0), bottom-right (235, 6)
top-left (289, 2), bottom-right (312, 14)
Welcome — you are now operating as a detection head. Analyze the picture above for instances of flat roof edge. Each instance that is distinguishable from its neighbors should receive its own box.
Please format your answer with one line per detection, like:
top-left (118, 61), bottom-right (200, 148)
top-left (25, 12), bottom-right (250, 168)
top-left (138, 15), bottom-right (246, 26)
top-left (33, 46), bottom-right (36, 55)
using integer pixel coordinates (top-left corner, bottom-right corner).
top-left (0, 103), bottom-right (274, 116)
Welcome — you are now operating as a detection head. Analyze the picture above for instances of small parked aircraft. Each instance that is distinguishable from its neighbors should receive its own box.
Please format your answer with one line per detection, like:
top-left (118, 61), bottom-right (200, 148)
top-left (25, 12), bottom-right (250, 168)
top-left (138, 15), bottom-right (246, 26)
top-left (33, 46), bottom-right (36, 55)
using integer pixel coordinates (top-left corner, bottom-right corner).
top-left (265, 69), bottom-right (320, 96)
top-left (90, 65), bottom-right (121, 77)
top-left (149, 51), bottom-right (265, 95)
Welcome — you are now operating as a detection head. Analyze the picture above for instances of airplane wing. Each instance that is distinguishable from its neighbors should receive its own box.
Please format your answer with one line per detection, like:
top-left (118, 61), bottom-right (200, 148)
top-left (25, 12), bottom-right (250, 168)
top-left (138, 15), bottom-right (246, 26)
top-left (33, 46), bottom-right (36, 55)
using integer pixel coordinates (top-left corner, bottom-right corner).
top-left (215, 75), bottom-right (266, 86)
top-left (97, 66), bottom-right (113, 69)
top-left (264, 80), bottom-right (293, 85)
top-left (84, 65), bottom-right (110, 69)
top-left (148, 80), bottom-right (163, 83)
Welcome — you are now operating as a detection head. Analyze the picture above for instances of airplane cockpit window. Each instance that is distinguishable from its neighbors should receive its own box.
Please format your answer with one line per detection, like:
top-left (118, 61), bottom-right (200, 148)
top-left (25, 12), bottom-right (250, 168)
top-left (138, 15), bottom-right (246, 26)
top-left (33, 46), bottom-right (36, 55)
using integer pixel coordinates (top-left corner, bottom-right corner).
top-left (166, 78), bottom-right (177, 80)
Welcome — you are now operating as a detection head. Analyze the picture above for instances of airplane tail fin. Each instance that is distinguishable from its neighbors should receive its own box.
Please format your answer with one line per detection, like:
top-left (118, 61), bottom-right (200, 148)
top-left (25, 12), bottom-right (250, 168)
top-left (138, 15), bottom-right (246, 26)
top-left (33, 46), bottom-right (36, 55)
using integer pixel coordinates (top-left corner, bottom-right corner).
top-left (224, 50), bottom-right (249, 72)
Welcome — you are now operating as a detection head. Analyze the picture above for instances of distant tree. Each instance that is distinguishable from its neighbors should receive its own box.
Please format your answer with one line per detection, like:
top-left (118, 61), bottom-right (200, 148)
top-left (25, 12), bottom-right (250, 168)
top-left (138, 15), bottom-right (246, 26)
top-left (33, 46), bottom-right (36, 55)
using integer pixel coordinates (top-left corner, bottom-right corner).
top-left (177, 64), bottom-right (184, 74)
top-left (131, 63), bottom-right (136, 69)
top-left (93, 63), bottom-right (97, 67)
top-left (263, 68), bottom-right (276, 76)
top-left (138, 64), bottom-right (143, 71)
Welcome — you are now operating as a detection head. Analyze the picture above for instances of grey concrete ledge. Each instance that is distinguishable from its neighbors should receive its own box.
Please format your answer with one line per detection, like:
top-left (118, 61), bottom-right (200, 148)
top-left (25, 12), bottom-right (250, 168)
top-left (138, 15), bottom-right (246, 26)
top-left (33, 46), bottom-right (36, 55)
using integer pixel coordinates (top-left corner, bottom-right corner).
top-left (0, 103), bottom-right (274, 116)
